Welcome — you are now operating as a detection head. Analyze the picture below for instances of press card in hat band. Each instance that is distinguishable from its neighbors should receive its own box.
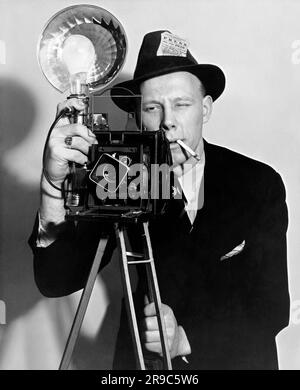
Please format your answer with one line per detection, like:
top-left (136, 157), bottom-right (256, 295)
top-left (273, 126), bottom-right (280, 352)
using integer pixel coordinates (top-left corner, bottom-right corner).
top-left (157, 32), bottom-right (188, 57)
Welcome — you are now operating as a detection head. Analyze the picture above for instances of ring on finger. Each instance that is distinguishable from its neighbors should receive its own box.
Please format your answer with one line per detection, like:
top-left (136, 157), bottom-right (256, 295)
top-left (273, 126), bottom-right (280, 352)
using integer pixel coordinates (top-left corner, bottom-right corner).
top-left (64, 136), bottom-right (73, 148)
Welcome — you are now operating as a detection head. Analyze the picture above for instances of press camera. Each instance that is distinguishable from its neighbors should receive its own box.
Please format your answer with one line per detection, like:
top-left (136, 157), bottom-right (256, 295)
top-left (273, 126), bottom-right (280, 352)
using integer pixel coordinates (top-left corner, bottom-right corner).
top-left (63, 93), bottom-right (173, 222)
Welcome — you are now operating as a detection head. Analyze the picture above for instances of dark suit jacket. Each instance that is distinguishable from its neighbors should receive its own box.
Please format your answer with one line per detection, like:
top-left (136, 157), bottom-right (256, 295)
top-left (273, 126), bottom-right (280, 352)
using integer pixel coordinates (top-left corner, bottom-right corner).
top-left (29, 140), bottom-right (290, 370)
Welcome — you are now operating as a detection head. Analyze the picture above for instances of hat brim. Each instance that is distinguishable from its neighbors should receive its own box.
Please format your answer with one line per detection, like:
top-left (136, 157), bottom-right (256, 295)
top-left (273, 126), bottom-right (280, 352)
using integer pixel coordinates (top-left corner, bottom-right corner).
top-left (111, 64), bottom-right (225, 112)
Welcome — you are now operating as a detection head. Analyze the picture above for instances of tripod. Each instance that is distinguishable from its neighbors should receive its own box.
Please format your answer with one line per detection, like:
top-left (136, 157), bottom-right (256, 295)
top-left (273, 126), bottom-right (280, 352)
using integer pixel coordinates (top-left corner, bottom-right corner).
top-left (59, 221), bottom-right (172, 370)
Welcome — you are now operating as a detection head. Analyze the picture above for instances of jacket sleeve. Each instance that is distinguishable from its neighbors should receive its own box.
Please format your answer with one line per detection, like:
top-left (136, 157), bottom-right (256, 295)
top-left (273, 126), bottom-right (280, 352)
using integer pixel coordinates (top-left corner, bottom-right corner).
top-left (249, 170), bottom-right (290, 334)
top-left (28, 215), bottom-right (115, 297)
top-left (226, 170), bottom-right (290, 369)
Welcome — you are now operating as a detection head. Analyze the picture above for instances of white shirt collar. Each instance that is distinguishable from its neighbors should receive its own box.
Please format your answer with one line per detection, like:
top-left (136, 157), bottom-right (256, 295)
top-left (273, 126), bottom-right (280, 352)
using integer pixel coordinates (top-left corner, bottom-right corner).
top-left (177, 151), bottom-right (205, 225)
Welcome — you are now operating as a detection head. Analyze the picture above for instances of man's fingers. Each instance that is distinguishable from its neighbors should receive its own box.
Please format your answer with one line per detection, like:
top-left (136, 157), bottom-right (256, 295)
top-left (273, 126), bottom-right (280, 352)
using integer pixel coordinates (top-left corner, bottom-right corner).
top-left (144, 302), bottom-right (156, 317)
top-left (144, 295), bottom-right (150, 306)
top-left (144, 342), bottom-right (162, 354)
top-left (55, 99), bottom-right (87, 126)
top-left (143, 330), bottom-right (174, 345)
top-left (142, 330), bottom-right (160, 343)
top-left (60, 136), bottom-right (93, 156)
top-left (52, 123), bottom-right (97, 144)
top-left (144, 302), bottom-right (173, 318)
top-left (141, 302), bottom-right (179, 358)
top-left (142, 316), bottom-right (175, 338)
top-left (48, 144), bottom-right (89, 166)
top-left (142, 315), bottom-right (158, 331)
top-left (47, 136), bottom-right (94, 158)
top-left (63, 149), bottom-right (89, 166)
top-left (56, 98), bottom-right (85, 117)
top-left (143, 303), bottom-right (174, 329)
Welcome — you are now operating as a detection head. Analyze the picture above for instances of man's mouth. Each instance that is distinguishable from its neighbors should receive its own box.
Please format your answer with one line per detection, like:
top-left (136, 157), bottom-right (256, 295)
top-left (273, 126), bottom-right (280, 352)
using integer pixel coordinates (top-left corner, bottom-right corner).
top-left (169, 139), bottom-right (183, 149)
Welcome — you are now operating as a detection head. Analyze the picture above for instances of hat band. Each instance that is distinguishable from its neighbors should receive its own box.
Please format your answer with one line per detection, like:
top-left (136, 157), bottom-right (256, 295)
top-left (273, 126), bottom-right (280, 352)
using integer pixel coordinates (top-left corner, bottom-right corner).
top-left (134, 56), bottom-right (197, 80)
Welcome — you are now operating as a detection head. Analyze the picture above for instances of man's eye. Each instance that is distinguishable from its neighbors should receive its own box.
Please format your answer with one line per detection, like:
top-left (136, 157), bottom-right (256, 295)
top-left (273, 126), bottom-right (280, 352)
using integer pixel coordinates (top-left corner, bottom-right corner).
top-left (175, 102), bottom-right (190, 107)
top-left (144, 106), bottom-right (160, 112)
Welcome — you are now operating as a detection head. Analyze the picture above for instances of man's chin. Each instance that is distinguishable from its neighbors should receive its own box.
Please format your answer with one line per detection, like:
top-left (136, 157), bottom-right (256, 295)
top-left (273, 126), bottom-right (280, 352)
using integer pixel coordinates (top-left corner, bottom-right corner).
top-left (171, 154), bottom-right (198, 176)
top-left (171, 149), bottom-right (185, 165)
top-left (171, 157), bottom-right (187, 177)
top-left (171, 158), bottom-right (185, 169)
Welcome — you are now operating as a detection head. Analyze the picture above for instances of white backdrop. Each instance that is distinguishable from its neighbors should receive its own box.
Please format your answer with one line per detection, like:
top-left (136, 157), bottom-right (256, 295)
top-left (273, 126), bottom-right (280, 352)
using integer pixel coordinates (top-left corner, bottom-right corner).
top-left (0, 0), bottom-right (300, 369)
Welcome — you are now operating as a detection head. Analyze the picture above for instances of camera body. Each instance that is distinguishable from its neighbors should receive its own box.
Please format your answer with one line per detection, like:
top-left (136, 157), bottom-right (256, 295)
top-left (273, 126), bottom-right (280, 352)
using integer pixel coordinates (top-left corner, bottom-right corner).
top-left (64, 93), bottom-right (173, 223)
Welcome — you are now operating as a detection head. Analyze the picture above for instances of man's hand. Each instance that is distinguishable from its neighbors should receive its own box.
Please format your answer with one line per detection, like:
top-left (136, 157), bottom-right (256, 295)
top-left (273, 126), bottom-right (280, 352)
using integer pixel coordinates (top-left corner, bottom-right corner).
top-left (43, 98), bottom-right (98, 186)
top-left (38, 98), bottom-right (98, 241)
top-left (141, 300), bottom-right (191, 359)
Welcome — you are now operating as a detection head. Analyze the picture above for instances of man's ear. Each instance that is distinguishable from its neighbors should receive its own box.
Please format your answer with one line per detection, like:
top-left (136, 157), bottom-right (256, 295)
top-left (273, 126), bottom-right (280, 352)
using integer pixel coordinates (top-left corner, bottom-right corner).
top-left (202, 95), bottom-right (213, 124)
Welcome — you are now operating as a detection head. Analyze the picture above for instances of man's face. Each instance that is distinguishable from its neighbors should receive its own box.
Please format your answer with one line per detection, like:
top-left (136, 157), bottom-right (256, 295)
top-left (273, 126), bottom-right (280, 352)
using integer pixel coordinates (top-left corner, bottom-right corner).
top-left (140, 71), bottom-right (212, 170)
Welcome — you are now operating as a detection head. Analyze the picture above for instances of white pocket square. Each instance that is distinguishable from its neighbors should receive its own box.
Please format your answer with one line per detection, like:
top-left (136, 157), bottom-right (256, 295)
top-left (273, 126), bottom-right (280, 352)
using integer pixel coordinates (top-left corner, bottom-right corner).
top-left (220, 240), bottom-right (246, 261)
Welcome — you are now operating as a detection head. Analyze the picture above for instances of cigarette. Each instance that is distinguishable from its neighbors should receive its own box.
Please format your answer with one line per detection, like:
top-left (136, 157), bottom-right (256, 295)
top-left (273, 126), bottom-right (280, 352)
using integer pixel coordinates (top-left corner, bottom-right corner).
top-left (176, 140), bottom-right (201, 161)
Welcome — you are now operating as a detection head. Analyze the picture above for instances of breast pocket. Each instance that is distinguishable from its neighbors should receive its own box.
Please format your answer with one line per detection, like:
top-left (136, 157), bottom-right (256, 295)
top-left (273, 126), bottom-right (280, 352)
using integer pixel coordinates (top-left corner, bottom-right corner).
top-left (220, 240), bottom-right (246, 261)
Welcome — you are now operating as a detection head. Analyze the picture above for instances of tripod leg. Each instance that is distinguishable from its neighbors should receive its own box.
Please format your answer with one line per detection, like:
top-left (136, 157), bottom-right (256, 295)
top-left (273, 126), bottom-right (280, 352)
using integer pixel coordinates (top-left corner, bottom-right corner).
top-left (142, 222), bottom-right (172, 370)
top-left (59, 237), bottom-right (108, 370)
top-left (115, 223), bottom-right (146, 370)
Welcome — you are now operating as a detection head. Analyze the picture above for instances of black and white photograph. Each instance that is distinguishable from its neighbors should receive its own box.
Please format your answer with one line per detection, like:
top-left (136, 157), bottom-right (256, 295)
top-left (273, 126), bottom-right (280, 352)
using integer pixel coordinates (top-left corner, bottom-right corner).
top-left (0, 0), bottom-right (299, 373)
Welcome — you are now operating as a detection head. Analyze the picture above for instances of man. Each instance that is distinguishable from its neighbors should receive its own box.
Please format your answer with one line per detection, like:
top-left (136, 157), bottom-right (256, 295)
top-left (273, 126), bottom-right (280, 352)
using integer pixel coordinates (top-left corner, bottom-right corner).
top-left (29, 30), bottom-right (290, 369)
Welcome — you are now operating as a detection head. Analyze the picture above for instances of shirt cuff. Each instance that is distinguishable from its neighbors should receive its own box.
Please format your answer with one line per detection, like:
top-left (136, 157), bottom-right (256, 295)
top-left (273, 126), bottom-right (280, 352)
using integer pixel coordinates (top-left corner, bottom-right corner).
top-left (36, 212), bottom-right (62, 248)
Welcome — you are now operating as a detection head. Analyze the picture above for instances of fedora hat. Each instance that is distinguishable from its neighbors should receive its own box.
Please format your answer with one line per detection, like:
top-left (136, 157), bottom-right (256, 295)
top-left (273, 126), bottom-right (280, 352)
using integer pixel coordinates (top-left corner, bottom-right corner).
top-left (111, 30), bottom-right (226, 112)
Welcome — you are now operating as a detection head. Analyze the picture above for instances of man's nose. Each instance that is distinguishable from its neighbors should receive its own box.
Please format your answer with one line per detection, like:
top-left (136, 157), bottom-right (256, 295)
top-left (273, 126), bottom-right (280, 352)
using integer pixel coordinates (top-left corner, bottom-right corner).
top-left (160, 108), bottom-right (177, 132)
